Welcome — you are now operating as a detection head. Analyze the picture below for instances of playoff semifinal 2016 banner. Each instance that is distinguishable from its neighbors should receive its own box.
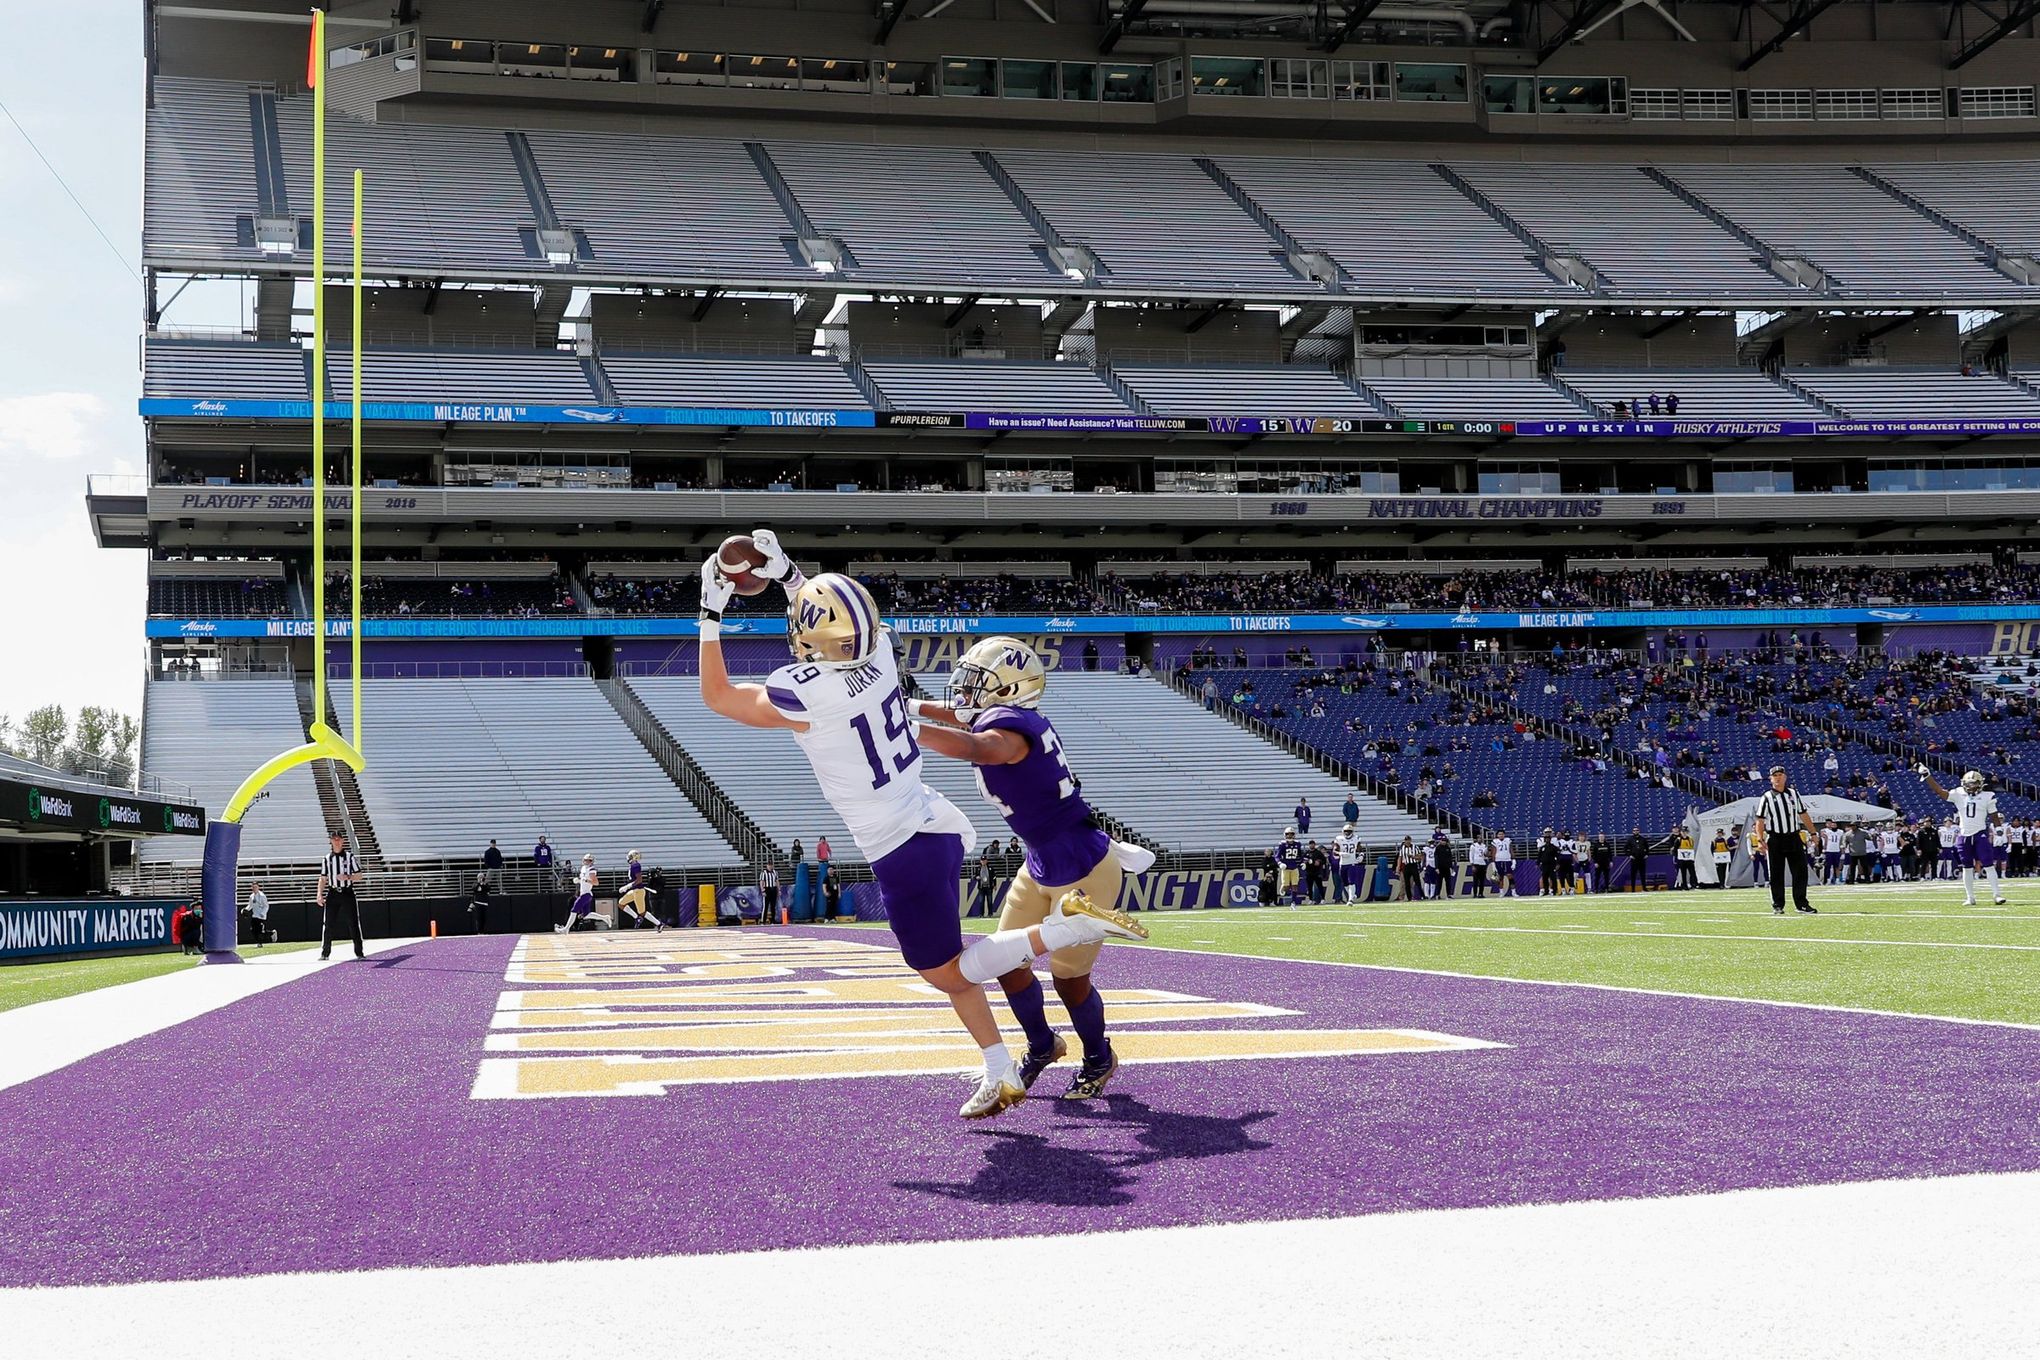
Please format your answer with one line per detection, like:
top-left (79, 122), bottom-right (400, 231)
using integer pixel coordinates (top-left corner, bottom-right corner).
top-left (147, 601), bottom-right (2040, 641)
top-left (138, 398), bottom-right (2040, 440)
top-left (0, 898), bottom-right (183, 961)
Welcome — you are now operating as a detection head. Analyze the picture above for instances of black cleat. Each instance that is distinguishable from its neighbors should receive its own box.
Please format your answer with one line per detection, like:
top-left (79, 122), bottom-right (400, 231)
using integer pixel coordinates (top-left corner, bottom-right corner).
top-left (1060, 1044), bottom-right (1120, 1101)
top-left (1796, 904), bottom-right (1818, 914)
top-left (1016, 1034), bottom-right (1067, 1092)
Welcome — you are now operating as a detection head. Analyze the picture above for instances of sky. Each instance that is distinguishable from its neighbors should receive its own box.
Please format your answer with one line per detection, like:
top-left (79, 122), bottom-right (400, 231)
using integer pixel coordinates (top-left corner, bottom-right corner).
top-left (0, 2), bottom-right (148, 731)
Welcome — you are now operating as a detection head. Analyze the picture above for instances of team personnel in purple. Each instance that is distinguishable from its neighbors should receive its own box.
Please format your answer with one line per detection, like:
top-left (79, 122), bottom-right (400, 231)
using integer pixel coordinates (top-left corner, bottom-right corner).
top-left (1294, 797), bottom-right (1312, 835)
top-left (532, 836), bottom-right (553, 871)
top-left (913, 637), bottom-right (1156, 1099)
top-left (696, 535), bottom-right (1144, 1119)
top-left (1273, 828), bottom-right (1306, 906)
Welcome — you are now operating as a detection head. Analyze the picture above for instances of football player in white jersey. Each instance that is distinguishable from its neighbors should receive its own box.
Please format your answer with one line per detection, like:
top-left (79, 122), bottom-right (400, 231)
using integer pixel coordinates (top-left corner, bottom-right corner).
top-left (696, 531), bottom-right (1142, 1119)
top-left (1920, 768), bottom-right (2008, 906)
top-left (1330, 823), bottom-right (1363, 902)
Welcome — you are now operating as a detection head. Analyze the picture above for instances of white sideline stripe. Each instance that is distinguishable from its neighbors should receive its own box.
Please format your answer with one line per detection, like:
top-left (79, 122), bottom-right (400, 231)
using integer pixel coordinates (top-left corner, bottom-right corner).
top-left (1293, 920), bottom-right (2040, 953)
top-left (0, 938), bottom-right (427, 1095)
top-left (4, 1172), bottom-right (2035, 1359)
top-left (798, 923), bottom-right (2040, 1031)
top-left (1250, 903), bottom-right (2040, 923)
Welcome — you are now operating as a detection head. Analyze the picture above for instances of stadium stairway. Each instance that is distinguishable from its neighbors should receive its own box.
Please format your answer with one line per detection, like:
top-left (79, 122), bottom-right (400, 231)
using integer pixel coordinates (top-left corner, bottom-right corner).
top-left (296, 679), bottom-right (382, 867)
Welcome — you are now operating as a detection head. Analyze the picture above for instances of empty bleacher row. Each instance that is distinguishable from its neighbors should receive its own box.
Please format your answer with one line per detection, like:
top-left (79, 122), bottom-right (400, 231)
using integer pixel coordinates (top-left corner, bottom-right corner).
top-left (143, 77), bottom-right (2040, 301)
top-left (138, 678), bottom-right (328, 865)
top-left (632, 671), bottom-right (1435, 856)
top-left (141, 336), bottom-right (2040, 422)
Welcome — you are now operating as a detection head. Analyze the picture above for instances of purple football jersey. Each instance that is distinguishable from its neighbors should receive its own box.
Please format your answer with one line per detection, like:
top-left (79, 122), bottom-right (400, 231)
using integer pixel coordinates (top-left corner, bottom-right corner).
top-left (973, 705), bottom-right (1110, 886)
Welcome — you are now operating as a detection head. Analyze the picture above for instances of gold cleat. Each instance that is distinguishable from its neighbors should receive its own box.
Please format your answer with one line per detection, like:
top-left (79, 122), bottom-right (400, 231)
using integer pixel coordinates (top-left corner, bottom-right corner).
top-left (1053, 888), bottom-right (1149, 941)
top-left (960, 1071), bottom-right (1029, 1120)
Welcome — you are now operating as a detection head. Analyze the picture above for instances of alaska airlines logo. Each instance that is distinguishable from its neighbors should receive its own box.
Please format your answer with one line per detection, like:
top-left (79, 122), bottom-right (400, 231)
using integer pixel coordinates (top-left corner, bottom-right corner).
top-left (192, 399), bottom-right (229, 414)
top-left (1043, 617), bottom-right (1078, 630)
top-left (471, 934), bottom-right (1503, 1100)
top-left (560, 408), bottom-right (622, 423)
top-left (1341, 616), bottom-right (1390, 629)
top-left (179, 620), bottom-right (218, 635)
top-left (1451, 610), bottom-right (1482, 626)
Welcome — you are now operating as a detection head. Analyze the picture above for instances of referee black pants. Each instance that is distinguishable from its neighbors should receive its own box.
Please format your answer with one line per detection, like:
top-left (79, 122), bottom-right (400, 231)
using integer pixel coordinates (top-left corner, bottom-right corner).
top-left (1769, 837), bottom-right (1813, 912)
top-left (322, 886), bottom-right (364, 959)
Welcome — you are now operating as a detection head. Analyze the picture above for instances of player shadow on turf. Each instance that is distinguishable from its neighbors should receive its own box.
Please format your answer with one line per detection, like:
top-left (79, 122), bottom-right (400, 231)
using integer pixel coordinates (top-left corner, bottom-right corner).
top-left (893, 1094), bottom-right (1276, 1207)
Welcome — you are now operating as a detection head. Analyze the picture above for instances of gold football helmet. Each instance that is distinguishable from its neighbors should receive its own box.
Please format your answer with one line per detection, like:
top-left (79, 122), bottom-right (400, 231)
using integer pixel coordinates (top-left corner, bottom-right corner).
top-left (950, 635), bottom-right (1048, 710)
top-left (787, 573), bottom-right (883, 669)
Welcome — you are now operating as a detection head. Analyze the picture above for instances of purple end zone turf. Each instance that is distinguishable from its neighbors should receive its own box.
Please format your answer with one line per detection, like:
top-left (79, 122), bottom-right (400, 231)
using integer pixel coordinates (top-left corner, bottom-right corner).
top-left (0, 929), bottom-right (2037, 1287)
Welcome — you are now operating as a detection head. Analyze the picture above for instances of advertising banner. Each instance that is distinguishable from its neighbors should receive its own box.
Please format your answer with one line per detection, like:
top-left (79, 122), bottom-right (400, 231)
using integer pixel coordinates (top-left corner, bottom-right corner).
top-left (0, 777), bottom-right (206, 837)
top-left (147, 602), bottom-right (2040, 642)
top-left (0, 898), bottom-right (182, 961)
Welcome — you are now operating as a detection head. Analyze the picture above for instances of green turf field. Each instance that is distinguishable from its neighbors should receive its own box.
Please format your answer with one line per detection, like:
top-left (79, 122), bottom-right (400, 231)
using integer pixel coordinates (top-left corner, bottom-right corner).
top-left (0, 943), bottom-right (318, 1014)
top-left (882, 882), bottom-right (2040, 1026)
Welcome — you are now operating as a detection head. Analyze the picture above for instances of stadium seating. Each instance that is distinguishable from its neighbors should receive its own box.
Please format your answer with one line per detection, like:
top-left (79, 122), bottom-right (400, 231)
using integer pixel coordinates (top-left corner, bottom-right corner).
top-left (1450, 163), bottom-right (1793, 298)
top-left (1560, 369), bottom-right (1823, 420)
top-left (523, 130), bottom-right (809, 281)
top-left (1230, 668), bottom-right (1692, 836)
top-left (144, 78), bottom-right (263, 264)
top-left (1666, 165), bottom-right (2014, 295)
top-left (1113, 365), bottom-right (1382, 417)
top-left (1783, 368), bottom-right (2040, 420)
top-left (1866, 161), bottom-right (2040, 256)
top-left (764, 142), bottom-right (1057, 286)
top-left (148, 577), bottom-right (290, 617)
top-left (992, 150), bottom-right (1304, 292)
top-left (144, 338), bottom-right (310, 401)
top-left (1006, 674), bottom-right (1437, 852)
top-left (1356, 375), bottom-right (1588, 420)
top-left (599, 353), bottom-right (871, 410)
top-left (138, 678), bottom-right (327, 865)
top-left (629, 676), bottom-right (1012, 856)
top-left (861, 359), bottom-right (1132, 413)
top-left (333, 677), bottom-right (741, 870)
top-left (1213, 156), bottom-right (1566, 298)
top-left (273, 98), bottom-right (538, 275)
top-left (327, 348), bottom-right (597, 405)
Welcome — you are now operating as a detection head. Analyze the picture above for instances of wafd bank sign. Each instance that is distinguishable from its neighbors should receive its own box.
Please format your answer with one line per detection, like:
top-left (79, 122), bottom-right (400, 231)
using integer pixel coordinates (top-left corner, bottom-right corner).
top-left (0, 900), bottom-right (182, 960)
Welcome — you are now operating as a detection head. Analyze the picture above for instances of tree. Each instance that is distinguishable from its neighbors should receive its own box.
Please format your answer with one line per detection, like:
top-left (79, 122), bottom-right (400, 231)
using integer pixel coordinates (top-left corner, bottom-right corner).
top-left (0, 713), bottom-right (14, 756)
top-left (72, 706), bottom-right (140, 785)
top-left (21, 705), bottom-right (67, 766)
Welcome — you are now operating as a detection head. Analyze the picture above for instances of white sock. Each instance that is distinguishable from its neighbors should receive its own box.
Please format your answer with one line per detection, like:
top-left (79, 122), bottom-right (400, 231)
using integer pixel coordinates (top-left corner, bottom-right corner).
top-left (1962, 868), bottom-right (1976, 901)
top-left (1988, 867), bottom-right (2002, 897)
top-left (981, 1041), bottom-right (1013, 1079)
top-left (958, 928), bottom-right (1039, 984)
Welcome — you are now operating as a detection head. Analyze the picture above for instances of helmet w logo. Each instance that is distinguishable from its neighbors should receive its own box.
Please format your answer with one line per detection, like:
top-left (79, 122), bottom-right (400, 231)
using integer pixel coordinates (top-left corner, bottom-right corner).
top-left (796, 599), bottom-right (828, 630)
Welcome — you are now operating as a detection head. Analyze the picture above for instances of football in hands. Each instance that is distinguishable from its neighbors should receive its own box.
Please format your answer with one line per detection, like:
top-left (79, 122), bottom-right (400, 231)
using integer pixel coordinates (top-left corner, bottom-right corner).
top-left (716, 534), bottom-right (772, 597)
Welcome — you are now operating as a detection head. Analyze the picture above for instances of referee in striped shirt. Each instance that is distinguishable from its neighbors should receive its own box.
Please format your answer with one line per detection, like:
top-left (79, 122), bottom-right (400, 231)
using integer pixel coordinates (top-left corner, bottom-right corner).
top-left (1751, 766), bottom-right (1819, 915)
top-left (318, 830), bottom-right (365, 960)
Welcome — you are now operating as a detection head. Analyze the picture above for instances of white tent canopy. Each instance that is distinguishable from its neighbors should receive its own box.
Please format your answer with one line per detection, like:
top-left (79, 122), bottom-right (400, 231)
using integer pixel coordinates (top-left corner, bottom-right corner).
top-left (1687, 794), bottom-right (1898, 887)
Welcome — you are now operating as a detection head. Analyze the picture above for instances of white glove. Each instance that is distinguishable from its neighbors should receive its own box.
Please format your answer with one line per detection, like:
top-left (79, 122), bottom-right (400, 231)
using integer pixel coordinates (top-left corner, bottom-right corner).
top-left (750, 529), bottom-right (804, 593)
top-left (909, 697), bottom-right (979, 726)
top-left (699, 556), bottom-right (736, 621)
top-left (1916, 764), bottom-right (1930, 776)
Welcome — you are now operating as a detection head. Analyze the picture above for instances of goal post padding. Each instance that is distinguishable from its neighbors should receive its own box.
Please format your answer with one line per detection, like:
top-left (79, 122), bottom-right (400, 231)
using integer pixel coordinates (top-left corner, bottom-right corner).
top-left (201, 820), bottom-right (243, 956)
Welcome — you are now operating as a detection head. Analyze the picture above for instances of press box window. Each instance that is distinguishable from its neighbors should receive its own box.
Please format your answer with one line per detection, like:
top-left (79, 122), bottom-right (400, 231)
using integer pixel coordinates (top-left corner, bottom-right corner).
top-left (1536, 77), bottom-right (1625, 115)
top-left (1395, 63), bottom-right (1467, 103)
top-left (1104, 63), bottom-right (1157, 102)
top-left (1483, 76), bottom-right (1533, 114)
top-left (1191, 56), bottom-right (1266, 97)
top-left (941, 57), bottom-right (998, 98)
top-left (1002, 59), bottom-right (1057, 99)
top-left (730, 55), bottom-right (801, 91)
top-left (802, 58), bottom-right (869, 93)
top-left (655, 51), bottom-right (725, 85)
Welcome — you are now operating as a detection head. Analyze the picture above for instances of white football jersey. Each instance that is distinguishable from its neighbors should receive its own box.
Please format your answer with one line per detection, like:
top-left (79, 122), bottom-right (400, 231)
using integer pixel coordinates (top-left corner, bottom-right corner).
top-left (767, 641), bottom-right (973, 862)
top-left (1493, 836), bottom-right (1513, 862)
top-left (1991, 823), bottom-right (2010, 848)
top-left (577, 864), bottom-right (598, 895)
top-left (1950, 789), bottom-right (1998, 837)
top-left (1468, 840), bottom-right (1490, 866)
top-left (1331, 831), bottom-right (1360, 864)
top-left (1939, 824), bottom-right (1958, 848)
top-left (1822, 829), bottom-right (1845, 853)
top-left (1879, 831), bottom-right (1899, 854)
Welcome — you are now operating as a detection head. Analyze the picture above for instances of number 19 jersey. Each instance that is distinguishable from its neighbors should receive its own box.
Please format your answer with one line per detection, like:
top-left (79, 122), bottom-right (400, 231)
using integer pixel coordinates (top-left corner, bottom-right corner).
top-left (767, 643), bottom-right (972, 862)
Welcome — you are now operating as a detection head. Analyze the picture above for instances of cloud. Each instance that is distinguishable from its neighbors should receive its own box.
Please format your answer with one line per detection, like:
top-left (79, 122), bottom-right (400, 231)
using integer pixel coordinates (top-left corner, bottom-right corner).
top-left (0, 391), bottom-right (110, 462)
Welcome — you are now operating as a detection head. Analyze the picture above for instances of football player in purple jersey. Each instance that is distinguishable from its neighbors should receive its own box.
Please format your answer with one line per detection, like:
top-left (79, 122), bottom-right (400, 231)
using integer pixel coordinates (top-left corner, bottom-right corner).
top-left (912, 636), bottom-right (1156, 1101)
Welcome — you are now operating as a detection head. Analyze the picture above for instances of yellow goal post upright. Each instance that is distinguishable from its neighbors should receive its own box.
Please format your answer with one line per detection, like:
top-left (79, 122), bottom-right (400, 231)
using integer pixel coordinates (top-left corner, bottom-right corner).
top-left (202, 8), bottom-right (366, 960)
